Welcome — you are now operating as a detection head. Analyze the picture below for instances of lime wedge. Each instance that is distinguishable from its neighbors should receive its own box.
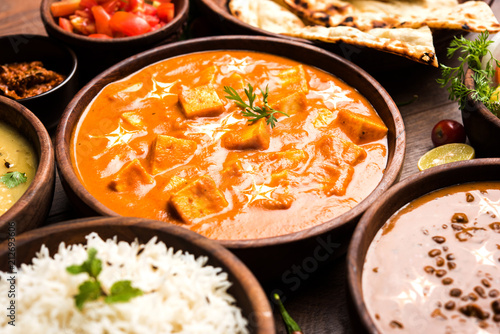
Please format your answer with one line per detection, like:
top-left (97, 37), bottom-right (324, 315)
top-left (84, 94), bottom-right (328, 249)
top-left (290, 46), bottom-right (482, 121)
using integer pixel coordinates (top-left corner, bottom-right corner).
top-left (417, 143), bottom-right (475, 171)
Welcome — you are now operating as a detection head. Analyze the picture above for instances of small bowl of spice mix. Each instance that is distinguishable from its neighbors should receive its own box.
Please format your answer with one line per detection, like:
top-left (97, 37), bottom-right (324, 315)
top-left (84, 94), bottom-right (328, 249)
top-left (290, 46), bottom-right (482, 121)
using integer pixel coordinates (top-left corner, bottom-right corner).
top-left (348, 158), bottom-right (500, 334)
top-left (0, 34), bottom-right (78, 130)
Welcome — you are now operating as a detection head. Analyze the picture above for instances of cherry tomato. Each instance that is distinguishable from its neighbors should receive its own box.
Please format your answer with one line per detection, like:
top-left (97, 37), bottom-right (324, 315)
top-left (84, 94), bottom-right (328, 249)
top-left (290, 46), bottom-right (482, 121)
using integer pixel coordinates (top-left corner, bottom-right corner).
top-left (431, 119), bottom-right (466, 147)
top-left (109, 11), bottom-right (151, 36)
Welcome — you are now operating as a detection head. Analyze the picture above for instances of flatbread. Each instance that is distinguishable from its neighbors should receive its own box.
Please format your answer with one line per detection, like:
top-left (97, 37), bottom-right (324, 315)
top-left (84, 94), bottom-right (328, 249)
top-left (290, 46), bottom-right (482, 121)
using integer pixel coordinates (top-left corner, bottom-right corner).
top-left (228, 0), bottom-right (305, 34)
top-left (283, 25), bottom-right (438, 66)
top-left (282, 0), bottom-right (500, 32)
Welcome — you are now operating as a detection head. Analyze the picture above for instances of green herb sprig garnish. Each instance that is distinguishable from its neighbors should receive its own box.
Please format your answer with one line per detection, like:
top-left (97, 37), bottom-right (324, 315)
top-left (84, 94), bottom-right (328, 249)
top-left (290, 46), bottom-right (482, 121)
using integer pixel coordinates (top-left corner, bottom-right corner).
top-left (437, 31), bottom-right (500, 117)
top-left (67, 248), bottom-right (143, 310)
top-left (223, 84), bottom-right (289, 128)
top-left (273, 293), bottom-right (303, 334)
top-left (0, 171), bottom-right (27, 188)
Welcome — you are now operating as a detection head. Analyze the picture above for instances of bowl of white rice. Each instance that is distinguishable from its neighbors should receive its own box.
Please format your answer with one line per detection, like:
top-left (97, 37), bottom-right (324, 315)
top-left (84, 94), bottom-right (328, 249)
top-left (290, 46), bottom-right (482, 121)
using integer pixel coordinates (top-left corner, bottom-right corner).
top-left (0, 216), bottom-right (274, 333)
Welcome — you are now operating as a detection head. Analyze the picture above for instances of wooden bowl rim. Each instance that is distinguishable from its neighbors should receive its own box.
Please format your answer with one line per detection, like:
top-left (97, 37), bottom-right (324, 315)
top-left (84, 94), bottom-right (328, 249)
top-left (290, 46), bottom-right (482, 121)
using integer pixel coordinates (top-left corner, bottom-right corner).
top-left (464, 67), bottom-right (500, 127)
top-left (0, 216), bottom-right (275, 333)
top-left (56, 35), bottom-right (405, 249)
top-left (0, 96), bottom-right (55, 226)
top-left (0, 34), bottom-right (78, 102)
top-left (40, 0), bottom-right (189, 46)
top-left (347, 157), bottom-right (500, 333)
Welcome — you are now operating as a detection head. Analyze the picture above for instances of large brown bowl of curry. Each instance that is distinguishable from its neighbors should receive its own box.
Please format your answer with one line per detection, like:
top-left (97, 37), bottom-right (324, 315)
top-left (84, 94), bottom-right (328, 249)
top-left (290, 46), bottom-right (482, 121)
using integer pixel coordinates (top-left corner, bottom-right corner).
top-left (347, 158), bottom-right (500, 333)
top-left (56, 35), bottom-right (405, 281)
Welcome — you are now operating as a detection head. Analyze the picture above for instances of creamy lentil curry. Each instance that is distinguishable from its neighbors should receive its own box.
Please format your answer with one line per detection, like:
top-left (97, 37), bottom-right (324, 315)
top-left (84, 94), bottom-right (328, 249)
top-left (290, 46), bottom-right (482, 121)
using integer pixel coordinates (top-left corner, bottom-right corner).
top-left (0, 121), bottom-right (37, 215)
top-left (71, 51), bottom-right (388, 240)
top-left (363, 182), bottom-right (500, 333)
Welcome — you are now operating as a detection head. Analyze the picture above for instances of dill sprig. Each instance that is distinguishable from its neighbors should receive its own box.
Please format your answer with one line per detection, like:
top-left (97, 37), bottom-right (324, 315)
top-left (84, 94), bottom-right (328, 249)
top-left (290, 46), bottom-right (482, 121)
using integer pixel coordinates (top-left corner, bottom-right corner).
top-left (223, 84), bottom-right (289, 128)
top-left (437, 31), bottom-right (500, 117)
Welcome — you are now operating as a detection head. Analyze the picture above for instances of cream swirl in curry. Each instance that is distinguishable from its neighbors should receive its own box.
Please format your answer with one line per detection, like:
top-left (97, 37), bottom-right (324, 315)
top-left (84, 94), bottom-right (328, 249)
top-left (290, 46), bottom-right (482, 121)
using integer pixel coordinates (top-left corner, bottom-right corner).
top-left (71, 51), bottom-right (388, 240)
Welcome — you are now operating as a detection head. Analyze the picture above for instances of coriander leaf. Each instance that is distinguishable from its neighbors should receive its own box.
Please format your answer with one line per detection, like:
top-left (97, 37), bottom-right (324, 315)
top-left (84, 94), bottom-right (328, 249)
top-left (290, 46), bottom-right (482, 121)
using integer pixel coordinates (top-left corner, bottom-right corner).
top-left (223, 83), bottom-right (289, 128)
top-left (0, 171), bottom-right (27, 189)
top-left (438, 31), bottom-right (500, 118)
top-left (74, 280), bottom-right (102, 310)
top-left (66, 247), bottom-right (102, 279)
top-left (105, 280), bottom-right (143, 304)
top-left (273, 293), bottom-right (302, 334)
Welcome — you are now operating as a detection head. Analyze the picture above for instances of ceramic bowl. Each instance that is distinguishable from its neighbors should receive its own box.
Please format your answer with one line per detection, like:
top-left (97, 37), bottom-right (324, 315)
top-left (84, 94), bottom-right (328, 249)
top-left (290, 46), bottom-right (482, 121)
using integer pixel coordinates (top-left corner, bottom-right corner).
top-left (40, 0), bottom-right (189, 83)
top-left (347, 158), bottom-right (500, 333)
top-left (0, 34), bottom-right (78, 130)
top-left (55, 35), bottom-right (405, 281)
top-left (0, 95), bottom-right (55, 239)
top-left (0, 216), bottom-right (275, 333)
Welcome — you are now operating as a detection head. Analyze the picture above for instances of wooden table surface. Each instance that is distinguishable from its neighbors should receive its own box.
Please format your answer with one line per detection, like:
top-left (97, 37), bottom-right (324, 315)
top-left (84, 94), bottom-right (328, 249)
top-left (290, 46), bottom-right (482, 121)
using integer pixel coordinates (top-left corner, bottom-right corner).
top-left (2, 1), bottom-right (499, 333)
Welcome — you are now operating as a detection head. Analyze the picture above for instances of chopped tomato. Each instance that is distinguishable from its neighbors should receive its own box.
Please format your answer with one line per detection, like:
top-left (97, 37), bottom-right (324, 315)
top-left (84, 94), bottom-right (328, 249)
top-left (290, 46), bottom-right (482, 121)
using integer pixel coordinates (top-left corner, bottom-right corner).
top-left (70, 15), bottom-right (96, 35)
top-left (91, 5), bottom-right (113, 36)
top-left (101, 0), bottom-right (120, 14)
top-left (156, 3), bottom-right (174, 23)
top-left (124, 0), bottom-right (145, 12)
top-left (74, 9), bottom-right (92, 19)
top-left (79, 0), bottom-right (98, 9)
top-left (88, 33), bottom-right (113, 38)
top-left (50, 0), bottom-right (81, 17)
top-left (137, 11), bottom-right (159, 27)
top-left (143, 3), bottom-right (157, 15)
top-left (109, 11), bottom-right (151, 36)
top-left (58, 17), bottom-right (73, 32)
top-left (495, 66), bottom-right (500, 86)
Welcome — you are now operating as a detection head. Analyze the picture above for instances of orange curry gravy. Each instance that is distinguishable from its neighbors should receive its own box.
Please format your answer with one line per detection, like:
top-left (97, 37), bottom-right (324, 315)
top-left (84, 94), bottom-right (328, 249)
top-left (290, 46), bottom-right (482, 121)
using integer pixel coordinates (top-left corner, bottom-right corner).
top-left (71, 51), bottom-right (388, 240)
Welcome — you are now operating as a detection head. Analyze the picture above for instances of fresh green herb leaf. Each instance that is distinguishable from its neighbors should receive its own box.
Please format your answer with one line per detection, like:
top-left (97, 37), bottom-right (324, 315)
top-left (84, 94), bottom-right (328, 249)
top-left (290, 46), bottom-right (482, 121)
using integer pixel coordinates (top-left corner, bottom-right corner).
top-left (273, 293), bottom-right (303, 334)
top-left (105, 280), bottom-right (143, 304)
top-left (0, 171), bottom-right (27, 189)
top-left (223, 84), bottom-right (289, 128)
top-left (67, 248), bottom-right (143, 310)
top-left (66, 247), bottom-right (102, 279)
top-left (74, 280), bottom-right (102, 310)
top-left (437, 31), bottom-right (500, 117)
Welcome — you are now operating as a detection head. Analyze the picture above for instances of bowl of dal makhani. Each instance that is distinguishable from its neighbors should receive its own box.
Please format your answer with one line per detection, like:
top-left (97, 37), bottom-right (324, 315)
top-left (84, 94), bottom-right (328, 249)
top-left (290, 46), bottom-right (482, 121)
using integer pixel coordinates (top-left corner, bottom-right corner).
top-left (56, 35), bottom-right (405, 280)
top-left (0, 216), bottom-right (274, 333)
top-left (0, 96), bottom-right (55, 239)
top-left (348, 158), bottom-right (500, 334)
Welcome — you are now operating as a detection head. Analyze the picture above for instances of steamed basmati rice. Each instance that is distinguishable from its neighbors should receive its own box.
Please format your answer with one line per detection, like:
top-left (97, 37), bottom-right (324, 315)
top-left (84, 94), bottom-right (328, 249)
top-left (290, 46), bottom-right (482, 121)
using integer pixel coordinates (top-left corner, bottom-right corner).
top-left (0, 233), bottom-right (250, 334)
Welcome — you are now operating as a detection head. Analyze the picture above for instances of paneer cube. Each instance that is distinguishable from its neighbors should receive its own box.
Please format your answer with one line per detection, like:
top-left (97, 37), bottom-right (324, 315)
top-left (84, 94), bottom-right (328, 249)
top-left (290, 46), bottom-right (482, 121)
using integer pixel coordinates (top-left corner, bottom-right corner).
top-left (221, 118), bottom-right (270, 150)
top-left (312, 108), bottom-right (336, 128)
top-left (121, 111), bottom-right (144, 128)
top-left (108, 159), bottom-right (154, 192)
top-left (179, 85), bottom-right (224, 118)
top-left (149, 135), bottom-right (197, 174)
top-left (278, 65), bottom-right (309, 94)
top-left (169, 176), bottom-right (228, 224)
top-left (271, 92), bottom-right (306, 117)
top-left (335, 109), bottom-right (388, 145)
top-left (162, 176), bottom-right (189, 200)
top-left (221, 73), bottom-right (245, 90)
top-left (318, 135), bottom-right (367, 166)
top-left (322, 164), bottom-right (354, 196)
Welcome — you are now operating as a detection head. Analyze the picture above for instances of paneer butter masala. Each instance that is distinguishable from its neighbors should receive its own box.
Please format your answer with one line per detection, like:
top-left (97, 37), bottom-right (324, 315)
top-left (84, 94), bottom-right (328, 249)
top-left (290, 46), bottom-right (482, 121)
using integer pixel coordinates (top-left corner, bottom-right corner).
top-left (71, 51), bottom-right (388, 240)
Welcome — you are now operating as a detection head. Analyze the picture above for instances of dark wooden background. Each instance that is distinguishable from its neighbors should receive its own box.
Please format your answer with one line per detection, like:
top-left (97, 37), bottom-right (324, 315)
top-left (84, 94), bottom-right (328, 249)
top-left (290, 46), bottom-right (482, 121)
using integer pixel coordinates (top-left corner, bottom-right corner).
top-left (1, 1), bottom-right (499, 332)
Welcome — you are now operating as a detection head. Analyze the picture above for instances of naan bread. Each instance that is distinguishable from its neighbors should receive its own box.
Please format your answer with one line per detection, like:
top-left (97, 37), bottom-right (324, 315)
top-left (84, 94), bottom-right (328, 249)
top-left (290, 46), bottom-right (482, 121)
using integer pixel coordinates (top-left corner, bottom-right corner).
top-left (282, 0), bottom-right (500, 32)
top-left (229, 0), bottom-right (305, 34)
top-left (283, 25), bottom-right (438, 66)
